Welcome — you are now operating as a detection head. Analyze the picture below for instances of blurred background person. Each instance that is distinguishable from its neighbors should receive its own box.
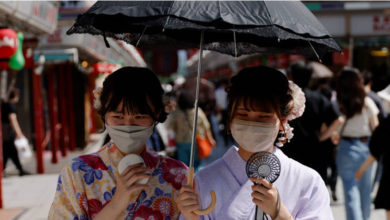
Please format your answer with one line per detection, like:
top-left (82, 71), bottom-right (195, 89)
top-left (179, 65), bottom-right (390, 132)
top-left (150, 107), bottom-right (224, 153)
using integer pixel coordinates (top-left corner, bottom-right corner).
top-left (313, 76), bottom-right (341, 201)
top-left (361, 70), bottom-right (387, 123)
top-left (1, 88), bottom-right (29, 176)
top-left (283, 61), bottom-right (343, 185)
top-left (336, 67), bottom-right (379, 220)
top-left (214, 78), bottom-right (230, 146)
top-left (166, 91), bottom-right (216, 171)
top-left (355, 115), bottom-right (390, 220)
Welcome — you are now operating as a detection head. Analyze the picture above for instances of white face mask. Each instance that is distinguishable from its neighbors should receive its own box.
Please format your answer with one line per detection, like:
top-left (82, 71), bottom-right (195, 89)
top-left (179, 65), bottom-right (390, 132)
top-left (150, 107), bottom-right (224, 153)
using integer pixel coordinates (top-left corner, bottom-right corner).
top-left (231, 119), bottom-right (280, 152)
top-left (105, 124), bottom-right (154, 154)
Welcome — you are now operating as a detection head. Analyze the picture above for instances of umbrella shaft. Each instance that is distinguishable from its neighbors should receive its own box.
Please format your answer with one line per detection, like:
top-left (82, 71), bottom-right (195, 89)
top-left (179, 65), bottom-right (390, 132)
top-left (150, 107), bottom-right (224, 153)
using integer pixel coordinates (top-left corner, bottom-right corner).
top-left (189, 31), bottom-right (204, 169)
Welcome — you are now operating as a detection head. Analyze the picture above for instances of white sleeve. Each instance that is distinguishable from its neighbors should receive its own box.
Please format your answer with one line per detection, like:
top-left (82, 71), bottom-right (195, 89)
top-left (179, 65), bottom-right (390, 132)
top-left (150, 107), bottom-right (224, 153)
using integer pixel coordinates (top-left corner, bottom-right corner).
top-left (365, 96), bottom-right (379, 118)
top-left (295, 173), bottom-right (334, 220)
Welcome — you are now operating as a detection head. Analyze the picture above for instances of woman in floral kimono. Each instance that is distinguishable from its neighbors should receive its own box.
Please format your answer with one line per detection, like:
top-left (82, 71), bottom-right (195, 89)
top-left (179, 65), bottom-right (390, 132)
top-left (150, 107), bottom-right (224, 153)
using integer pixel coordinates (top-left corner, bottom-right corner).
top-left (177, 66), bottom-right (334, 220)
top-left (49, 67), bottom-right (188, 220)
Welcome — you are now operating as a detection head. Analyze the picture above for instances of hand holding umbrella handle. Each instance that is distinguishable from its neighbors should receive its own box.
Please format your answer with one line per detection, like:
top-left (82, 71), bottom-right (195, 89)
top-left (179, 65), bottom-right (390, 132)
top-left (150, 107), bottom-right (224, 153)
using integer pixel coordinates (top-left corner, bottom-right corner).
top-left (187, 167), bottom-right (217, 215)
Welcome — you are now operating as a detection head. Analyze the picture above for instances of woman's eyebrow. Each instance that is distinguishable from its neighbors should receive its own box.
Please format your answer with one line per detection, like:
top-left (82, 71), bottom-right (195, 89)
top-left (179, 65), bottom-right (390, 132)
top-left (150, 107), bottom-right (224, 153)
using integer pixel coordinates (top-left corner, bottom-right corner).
top-left (236, 107), bottom-right (273, 115)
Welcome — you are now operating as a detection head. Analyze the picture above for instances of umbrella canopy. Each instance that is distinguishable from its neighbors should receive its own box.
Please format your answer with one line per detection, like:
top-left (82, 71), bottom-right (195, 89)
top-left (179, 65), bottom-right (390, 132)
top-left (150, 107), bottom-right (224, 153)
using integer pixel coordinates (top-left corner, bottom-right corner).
top-left (308, 61), bottom-right (333, 78)
top-left (67, 1), bottom-right (340, 58)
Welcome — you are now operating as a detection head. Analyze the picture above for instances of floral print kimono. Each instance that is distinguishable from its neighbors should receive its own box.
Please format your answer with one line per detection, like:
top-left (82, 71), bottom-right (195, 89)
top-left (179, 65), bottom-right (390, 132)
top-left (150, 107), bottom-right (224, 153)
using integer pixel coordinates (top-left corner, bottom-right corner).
top-left (49, 142), bottom-right (188, 220)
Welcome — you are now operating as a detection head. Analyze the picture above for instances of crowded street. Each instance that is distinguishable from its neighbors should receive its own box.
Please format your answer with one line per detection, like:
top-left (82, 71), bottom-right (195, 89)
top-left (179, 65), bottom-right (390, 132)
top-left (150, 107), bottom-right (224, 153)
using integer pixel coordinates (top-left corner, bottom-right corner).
top-left (1, 1), bottom-right (390, 220)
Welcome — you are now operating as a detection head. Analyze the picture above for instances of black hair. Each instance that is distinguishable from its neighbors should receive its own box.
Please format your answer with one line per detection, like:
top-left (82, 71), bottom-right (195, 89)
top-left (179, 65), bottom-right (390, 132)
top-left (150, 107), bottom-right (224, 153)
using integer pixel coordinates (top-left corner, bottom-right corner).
top-left (361, 70), bottom-right (373, 86)
top-left (8, 88), bottom-right (19, 100)
top-left (98, 67), bottom-right (167, 122)
top-left (336, 67), bottom-right (365, 118)
top-left (226, 66), bottom-right (293, 130)
top-left (177, 91), bottom-right (194, 111)
top-left (288, 61), bottom-right (313, 89)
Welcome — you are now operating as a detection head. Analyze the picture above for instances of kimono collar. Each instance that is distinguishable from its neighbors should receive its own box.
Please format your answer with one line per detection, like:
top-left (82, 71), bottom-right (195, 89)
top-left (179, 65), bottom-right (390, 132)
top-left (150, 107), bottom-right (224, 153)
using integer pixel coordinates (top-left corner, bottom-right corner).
top-left (222, 146), bottom-right (249, 186)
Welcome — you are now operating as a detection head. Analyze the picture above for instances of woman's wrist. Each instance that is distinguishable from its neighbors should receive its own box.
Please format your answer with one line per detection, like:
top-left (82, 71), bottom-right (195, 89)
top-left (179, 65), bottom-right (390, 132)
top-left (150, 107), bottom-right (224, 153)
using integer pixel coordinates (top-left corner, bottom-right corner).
top-left (274, 203), bottom-right (293, 220)
top-left (107, 197), bottom-right (127, 217)
top-left (93, 200), bottom-right (123, 220)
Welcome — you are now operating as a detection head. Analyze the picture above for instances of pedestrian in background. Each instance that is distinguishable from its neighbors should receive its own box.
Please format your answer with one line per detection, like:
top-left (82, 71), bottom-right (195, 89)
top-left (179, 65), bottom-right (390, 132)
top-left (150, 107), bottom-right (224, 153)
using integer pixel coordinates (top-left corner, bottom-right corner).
top-left (361, 70), bottom-right (387, 123)
top-left (214, 78), bottom-right (231, 146)
top-left (1, 88), bottom-right (29, 176)
top-left (283, 61), bottom-right (344, 184)
top-left (355, 116), bottom-right (390, 220)
top-left (336, 67), bottom-right (379, 220)
top-left (166, 91), bottom-right (216, 171)
top-left (314, 77), bottom-right (341, 201)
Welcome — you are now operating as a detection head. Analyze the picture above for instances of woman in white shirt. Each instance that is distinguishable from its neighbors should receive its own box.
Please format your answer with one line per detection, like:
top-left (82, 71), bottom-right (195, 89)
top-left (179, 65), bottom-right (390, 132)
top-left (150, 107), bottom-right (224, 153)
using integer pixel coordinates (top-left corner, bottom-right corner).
top-left (335, 67), bottom-right (379, 220)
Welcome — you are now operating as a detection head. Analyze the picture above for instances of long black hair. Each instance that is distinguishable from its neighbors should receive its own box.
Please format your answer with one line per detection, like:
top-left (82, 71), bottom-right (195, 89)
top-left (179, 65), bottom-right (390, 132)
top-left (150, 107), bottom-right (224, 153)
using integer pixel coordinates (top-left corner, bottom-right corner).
top-left (98, 67), bottom-right (167, 122)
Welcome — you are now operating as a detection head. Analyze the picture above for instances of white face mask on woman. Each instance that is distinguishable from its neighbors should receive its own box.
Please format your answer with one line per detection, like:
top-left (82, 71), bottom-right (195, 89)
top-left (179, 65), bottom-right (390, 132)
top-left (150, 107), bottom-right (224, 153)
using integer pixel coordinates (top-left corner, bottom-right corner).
top-left (105, 125), bottom-right (154, 154)
top-left (230, 119), bottom-right (280, 152)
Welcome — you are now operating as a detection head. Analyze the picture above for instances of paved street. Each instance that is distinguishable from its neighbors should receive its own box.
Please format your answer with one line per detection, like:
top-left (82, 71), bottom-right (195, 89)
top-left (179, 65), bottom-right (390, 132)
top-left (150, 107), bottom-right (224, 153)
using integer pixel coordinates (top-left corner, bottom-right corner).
top-left (0, 133), bottom-right (387, 220)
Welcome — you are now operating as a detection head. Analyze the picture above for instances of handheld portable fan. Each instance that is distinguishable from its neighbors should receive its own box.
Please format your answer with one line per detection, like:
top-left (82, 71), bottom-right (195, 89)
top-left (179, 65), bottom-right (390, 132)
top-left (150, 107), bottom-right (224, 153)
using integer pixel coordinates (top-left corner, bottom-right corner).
top-left (245, 151), bottom-right (281, 220)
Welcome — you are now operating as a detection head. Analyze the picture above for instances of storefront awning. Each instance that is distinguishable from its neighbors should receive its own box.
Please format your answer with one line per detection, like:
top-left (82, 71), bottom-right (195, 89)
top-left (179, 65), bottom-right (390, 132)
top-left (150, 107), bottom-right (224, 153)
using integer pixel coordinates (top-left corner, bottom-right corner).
top-left (0, 1), bottom-right (58, 35)
top-left (39, 26), bottom-right (145, 67)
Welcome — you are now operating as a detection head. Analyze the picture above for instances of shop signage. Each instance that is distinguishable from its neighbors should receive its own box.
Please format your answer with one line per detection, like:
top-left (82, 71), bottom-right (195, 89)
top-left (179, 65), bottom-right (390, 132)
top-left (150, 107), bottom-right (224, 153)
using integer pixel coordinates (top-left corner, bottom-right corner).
top-left (0, 1), bottom-right (58, 35)
top-left (351, 14), bottom-right (390, 36)
top-left (41, 26), bottom-right (140, 66)
top-left (373, 15), bottom-right (390, 32)
top-left (0, 29), bottom-right (18, 58)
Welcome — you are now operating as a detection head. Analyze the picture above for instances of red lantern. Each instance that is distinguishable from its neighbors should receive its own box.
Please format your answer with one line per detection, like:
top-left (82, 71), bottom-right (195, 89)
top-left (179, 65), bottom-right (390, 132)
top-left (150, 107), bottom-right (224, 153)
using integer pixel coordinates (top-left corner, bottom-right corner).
top-left (0, 29), bottom-right (18, 59)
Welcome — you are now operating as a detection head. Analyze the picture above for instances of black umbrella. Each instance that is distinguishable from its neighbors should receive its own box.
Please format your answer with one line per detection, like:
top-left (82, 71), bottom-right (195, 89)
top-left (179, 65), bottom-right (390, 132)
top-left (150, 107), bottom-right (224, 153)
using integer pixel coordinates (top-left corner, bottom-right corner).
top-left (68, 1), bottom-right (339, 58)
top-left (67, 1), bottom-right (340, 215)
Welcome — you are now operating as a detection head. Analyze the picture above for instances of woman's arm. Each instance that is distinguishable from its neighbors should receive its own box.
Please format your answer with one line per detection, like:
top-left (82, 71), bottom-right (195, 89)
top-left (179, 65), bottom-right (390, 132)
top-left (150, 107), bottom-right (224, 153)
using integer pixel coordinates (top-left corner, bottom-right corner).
top-left (355, 154), bottom-right (376, 180)
top-left (9, 113), bottom-right (24, 138)
top-left (318, 116), bottom-right (344, 142)
top-left (369, 114), bottom-right (379, 132)
top-left (206, 130), bottom-right (216, 147)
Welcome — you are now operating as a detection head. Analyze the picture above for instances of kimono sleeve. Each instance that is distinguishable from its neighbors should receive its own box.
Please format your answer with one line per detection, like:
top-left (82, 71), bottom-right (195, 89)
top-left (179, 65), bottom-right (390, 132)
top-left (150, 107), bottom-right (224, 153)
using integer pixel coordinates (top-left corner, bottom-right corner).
top-left (295, 174), bottom-right (334, 220)
top-left (48, 163), bottom-right (89, 220)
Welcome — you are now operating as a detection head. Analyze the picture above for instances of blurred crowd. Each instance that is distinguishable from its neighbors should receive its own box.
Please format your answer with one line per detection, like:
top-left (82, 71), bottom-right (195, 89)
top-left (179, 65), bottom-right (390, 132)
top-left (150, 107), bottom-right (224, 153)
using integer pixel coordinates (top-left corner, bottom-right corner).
top-left (138, 61), bottom-right (390, 220)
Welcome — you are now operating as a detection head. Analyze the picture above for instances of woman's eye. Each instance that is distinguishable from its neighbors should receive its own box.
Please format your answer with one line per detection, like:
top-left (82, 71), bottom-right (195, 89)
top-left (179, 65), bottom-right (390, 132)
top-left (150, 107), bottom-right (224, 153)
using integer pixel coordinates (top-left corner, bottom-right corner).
top-left (113, 115), bottom-right (123, 119)
top-left (237, 113), bottom-right (247, 116)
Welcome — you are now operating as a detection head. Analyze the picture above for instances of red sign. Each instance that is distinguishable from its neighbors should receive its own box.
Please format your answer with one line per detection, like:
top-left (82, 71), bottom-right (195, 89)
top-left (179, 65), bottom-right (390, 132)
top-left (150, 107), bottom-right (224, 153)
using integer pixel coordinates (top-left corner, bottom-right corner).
top-left (373, 15), bottom-right (390, 32)
top-left (333, 49), bottom-right (349, 66)
top-left (92, 62), bottom-right (121, 75)
top-left (277, 54), bottom-right (289, 69)
top-left (0, 29), bottom-right (18, 59)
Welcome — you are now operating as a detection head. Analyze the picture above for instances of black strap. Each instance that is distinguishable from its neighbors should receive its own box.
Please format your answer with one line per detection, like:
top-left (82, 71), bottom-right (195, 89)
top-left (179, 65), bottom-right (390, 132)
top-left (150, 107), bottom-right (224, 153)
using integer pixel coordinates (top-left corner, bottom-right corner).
top-left (102, 32), bottom-right (110, 48)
